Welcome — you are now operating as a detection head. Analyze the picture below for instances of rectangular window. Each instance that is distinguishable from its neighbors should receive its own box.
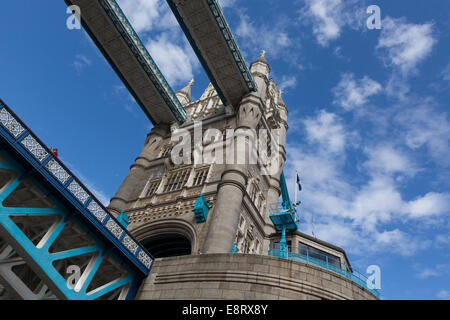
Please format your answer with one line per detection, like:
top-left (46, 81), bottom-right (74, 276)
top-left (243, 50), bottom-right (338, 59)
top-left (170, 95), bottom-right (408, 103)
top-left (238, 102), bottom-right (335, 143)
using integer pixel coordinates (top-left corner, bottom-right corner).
top-left (298, 242), bottom-right (341, 268)
top-left (146, 180), bottom-right (161, 197)
top-left (163, 169), bottom-right (190, 192)
top-left (161, 146), bottom-right (171, 158)
top-left (192, 167), bottom-right (209, 186)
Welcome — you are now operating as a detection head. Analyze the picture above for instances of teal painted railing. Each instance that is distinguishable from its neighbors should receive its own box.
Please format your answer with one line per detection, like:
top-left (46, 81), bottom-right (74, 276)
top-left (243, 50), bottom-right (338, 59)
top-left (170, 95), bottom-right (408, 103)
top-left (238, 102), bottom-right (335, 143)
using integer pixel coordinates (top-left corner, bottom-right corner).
top-left (268, 245), bottom-right (380, 298)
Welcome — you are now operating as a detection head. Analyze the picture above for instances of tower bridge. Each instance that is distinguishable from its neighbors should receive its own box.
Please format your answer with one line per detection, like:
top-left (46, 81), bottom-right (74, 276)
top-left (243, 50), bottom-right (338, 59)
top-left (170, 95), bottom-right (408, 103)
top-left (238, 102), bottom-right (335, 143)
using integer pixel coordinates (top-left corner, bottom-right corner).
top-left (0, 0), bottom-right (379, 300)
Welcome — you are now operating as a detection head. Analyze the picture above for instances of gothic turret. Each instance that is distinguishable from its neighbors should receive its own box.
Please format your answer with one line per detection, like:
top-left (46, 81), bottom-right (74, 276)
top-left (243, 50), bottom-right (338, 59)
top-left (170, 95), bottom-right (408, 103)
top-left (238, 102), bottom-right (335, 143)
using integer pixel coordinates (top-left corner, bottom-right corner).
top-left (175, 79), bottom-right (194, 105)
top-left (250, 50), bottom-right (271, 101)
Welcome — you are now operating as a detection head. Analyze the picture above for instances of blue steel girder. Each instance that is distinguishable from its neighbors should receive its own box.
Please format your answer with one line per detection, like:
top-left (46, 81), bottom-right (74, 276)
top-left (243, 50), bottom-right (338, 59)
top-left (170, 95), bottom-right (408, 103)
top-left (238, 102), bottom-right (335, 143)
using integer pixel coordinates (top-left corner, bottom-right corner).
top-left (0, 152), bottom-right (135, 299)
top-left (0, 99), bottom-right (154, 299)
top-left (269, 171), bottom-right (298, 232)
top-left (64, 0), bottom-right (187, 125)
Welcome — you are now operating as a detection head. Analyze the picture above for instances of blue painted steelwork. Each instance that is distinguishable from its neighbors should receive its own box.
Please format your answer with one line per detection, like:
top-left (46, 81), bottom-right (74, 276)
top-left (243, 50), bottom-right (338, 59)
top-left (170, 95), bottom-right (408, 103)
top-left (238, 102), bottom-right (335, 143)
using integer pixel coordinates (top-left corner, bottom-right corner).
top-left (268, 244), bottom-right (380, 298)
top-left (117, 210), bottom-right (130, 229)
top-left (269, 171), bottom-right (298, 258)
top-left (193, 193), bottom-right (211, 223)
top-left (0, 151), bottom-right (136, 299)
top-left (167, 0), bottom-right (257, 107)
top-left (0, 99), bottom-right (155, 299)
top-left (205, 0), bottom-right (257, 92)
top-left (64, 0), bottom-right (187, 125)
top-left (231, 242), bottom-right (238, 253)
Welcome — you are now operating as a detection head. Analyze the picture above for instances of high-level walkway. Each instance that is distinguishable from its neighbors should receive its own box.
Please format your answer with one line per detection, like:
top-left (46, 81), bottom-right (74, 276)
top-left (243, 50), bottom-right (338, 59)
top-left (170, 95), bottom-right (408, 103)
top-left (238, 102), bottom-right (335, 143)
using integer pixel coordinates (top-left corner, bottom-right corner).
top-left (167, 0), bottom-right (257, 108)
top-left (65, 0), bottom-right (187, 125)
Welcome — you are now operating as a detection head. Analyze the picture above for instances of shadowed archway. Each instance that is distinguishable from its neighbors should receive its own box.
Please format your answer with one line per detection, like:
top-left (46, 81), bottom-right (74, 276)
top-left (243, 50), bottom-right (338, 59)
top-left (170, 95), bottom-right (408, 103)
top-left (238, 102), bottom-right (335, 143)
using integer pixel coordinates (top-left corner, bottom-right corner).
top-left (142, 234), bottom-right (191, 258)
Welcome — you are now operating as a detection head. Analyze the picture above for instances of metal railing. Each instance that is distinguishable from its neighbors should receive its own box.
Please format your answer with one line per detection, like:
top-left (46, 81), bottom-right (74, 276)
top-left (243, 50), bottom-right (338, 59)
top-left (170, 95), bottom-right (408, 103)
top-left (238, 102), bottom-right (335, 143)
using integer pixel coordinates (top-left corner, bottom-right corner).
top-left (268, 245), bottom-right (380, 298)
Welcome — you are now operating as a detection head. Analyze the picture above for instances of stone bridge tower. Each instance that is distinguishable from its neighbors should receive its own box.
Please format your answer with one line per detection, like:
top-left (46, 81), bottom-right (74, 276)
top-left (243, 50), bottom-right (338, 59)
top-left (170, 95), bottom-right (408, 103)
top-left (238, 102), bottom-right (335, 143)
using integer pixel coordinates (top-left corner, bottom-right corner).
top-left (107, 52), bottom-right (378, 300)
top-left (108, 51), bottom-right (287, 258)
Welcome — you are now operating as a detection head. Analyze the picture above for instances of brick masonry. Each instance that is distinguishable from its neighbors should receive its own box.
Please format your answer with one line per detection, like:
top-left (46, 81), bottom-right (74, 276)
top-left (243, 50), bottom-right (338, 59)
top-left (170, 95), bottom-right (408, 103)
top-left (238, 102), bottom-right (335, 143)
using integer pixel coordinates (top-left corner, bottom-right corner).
top-left (137, 253), bottom-right (378, 300)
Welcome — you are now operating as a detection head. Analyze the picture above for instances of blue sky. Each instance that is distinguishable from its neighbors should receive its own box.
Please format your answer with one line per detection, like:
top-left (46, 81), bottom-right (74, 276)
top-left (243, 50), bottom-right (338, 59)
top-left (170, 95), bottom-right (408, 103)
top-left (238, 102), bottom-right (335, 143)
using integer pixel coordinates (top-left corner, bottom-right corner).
top-left (0, 0), bottom-right (449, 300)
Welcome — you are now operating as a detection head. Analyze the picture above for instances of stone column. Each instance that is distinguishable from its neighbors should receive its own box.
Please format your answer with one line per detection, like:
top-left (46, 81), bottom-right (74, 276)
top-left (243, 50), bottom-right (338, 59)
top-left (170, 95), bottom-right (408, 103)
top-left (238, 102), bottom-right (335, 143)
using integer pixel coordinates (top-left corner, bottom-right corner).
top-left (202, 93), bottom-right (263, 253)
top-left (108, 125), bottom-right (169, 215)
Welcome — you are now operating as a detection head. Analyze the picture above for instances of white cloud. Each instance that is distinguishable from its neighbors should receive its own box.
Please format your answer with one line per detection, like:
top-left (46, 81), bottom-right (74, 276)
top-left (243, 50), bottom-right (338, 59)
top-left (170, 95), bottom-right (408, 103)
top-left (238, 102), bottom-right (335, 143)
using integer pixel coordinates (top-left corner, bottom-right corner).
top-left (442, 63), bottom-right (450, 81)
top-left (279, 75), bottom-right (297, 91)
top-left (404, 193), bottom-right (450, 219)
top-left (333, 73), bottom-right (382, 111)
top-left (117, 0), bottom-right (198, 86)
top-left (437, 290), bottom-right (450, 300)
top-left (395, 102), bottom-right (450, 167)
top-left (236, 13), bottom-right (292, 58)
top-left (300, 0), bottom-right (342, 46)
top-left (299, 0), bottom-right (363, 47)
top-left (435, 234), bottom-right (450, 246)
top-left (377, 17), bottom-right (437, 75)
top-left (416, 264), bottom-right (450, 279)
top-left (218, 0), bottom-right (236, 8)
top-left (364, 145), bottom-right (417, 177)
top-left (284, 106), bottom-right (448, 256)
top-left (145, 32), bottom-right (199, 86)
top-left (117, 0), bottom-right (163, 33)
top-left (303, 110), bottom-right (348, 153)
top-left (72, 54), bottom-right (92, 73)
top-left (385, 74), bottom-right (410, 101)
top-left (373, 229), bottom-right (428, 256)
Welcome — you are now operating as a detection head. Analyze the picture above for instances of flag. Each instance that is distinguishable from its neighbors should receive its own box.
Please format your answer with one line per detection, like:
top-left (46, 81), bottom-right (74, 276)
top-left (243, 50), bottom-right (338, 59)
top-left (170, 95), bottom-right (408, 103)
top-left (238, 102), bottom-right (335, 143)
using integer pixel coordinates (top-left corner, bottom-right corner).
top-left (296, 172), bottom-right (302, 191)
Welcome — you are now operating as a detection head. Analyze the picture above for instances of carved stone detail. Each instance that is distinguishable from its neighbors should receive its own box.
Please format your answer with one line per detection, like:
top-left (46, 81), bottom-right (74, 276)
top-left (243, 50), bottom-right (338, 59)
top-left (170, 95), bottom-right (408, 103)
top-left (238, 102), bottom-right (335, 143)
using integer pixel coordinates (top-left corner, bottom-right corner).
top-left (237, 93), bottom-right (262, 129)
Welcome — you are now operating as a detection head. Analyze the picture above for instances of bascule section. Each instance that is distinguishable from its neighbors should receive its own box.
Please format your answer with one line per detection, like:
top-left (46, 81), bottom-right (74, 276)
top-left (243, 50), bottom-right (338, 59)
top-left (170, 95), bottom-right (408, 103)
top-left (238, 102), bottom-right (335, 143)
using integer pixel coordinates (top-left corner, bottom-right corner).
top-left (0, 99), bottom-right (153, 300)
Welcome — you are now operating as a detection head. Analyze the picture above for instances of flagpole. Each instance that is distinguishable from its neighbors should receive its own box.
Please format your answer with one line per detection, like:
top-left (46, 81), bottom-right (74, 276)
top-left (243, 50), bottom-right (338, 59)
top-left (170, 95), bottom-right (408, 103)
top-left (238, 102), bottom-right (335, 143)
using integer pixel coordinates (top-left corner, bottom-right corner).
top-left (294, 170), bottom-right (298, 203)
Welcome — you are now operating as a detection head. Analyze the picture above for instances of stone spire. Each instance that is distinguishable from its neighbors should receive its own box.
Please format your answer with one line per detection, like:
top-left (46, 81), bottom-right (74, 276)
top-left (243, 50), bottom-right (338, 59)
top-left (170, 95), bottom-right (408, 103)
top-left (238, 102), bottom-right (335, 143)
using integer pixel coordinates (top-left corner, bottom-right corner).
top-left (250, 50), bottom-right (271, 101)
top-left (250, 50), bottom-right (271, 76)
top-left (176, 78), bottom-right (194, 105)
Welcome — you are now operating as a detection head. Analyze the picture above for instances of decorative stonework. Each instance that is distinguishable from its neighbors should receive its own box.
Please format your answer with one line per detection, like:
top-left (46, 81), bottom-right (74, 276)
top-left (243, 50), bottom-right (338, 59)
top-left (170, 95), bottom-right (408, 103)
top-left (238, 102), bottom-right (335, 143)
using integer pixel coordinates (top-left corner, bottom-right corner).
top-left (87, 200), bottom-right (108, 223)
top-left (122, 235), bottom-right (138, 254)
top-left (68, 180), bottom-right (90, 204)
top-left (138, 250), bottom-right (153, 269)
top-left (106, 218), bottom-right (124, 239)
top-left (21, 135), bottom-right (49, 162)
top-left (0, 108), bottom-right (25, 137)
top-left (46, 159), bottom-right (71, 184)
top-left (238, 98), bottom-right (262, 129)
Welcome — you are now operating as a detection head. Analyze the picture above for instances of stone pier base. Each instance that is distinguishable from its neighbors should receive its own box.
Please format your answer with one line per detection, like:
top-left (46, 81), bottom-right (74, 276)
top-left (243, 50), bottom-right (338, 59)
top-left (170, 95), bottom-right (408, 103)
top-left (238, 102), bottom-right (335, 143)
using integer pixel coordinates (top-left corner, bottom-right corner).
top-left (136, 253), bottom-right (378, 300)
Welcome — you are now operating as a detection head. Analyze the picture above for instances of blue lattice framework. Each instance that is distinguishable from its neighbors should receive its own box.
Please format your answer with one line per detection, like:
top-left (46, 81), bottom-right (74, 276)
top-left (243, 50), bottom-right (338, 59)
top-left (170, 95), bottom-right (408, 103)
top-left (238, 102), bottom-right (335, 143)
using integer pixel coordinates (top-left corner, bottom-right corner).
top-left (0, 99), bottom-right (153, 299)
top-left (64, 0), bottom-right (187, 125)
top-left (167, 0), bottom-right (257, 107)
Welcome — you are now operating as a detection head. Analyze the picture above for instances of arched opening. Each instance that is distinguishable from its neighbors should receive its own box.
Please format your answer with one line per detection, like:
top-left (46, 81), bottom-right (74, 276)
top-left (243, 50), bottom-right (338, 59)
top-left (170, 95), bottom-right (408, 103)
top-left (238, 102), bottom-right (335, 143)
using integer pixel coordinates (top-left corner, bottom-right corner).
top-left (142, 234), bottom-right (191, 258)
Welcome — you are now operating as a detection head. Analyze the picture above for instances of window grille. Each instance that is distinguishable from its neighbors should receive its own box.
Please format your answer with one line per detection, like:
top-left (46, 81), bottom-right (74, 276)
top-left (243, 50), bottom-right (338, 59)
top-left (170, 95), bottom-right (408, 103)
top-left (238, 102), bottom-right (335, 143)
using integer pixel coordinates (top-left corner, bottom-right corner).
top-left (146, 180), bottom-right (161, 197)
top-left (192, 167), bottom-right (209, 186)
top-left (163, 169), bottom-right (190, 192)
